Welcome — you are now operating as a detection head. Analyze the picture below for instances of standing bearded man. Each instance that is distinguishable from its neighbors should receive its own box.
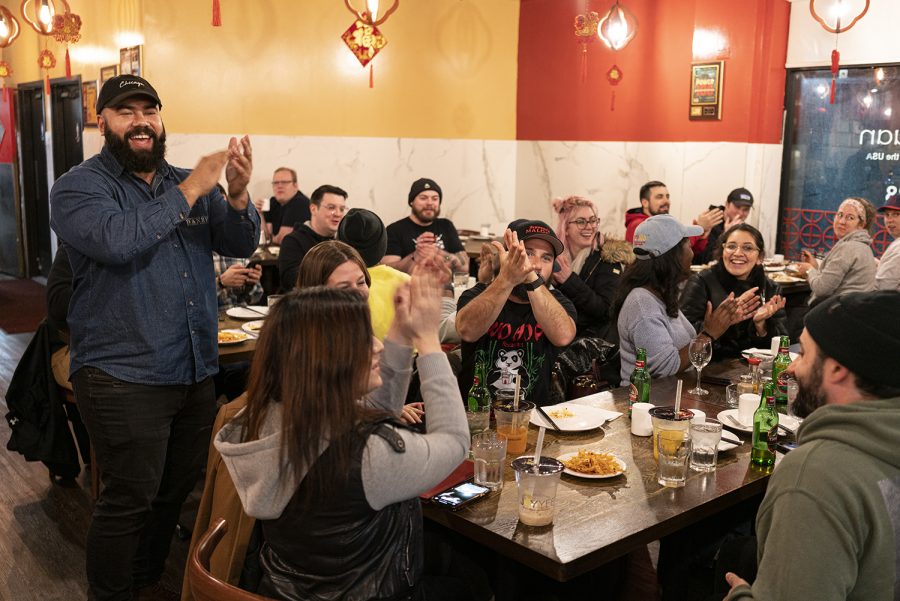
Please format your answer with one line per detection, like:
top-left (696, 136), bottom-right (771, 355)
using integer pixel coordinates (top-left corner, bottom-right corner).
top-left (50, 74), bottom-right (260, 600)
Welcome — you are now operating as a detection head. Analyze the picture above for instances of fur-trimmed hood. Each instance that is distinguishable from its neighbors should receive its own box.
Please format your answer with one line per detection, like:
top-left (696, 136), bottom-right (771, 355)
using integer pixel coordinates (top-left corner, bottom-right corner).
top-left (600, 237), bottom-right (635, 265)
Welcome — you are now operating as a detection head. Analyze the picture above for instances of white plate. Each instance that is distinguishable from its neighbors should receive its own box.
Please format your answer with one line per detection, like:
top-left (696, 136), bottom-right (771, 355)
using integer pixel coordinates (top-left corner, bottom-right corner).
top-left (530, 403), bottom-right (610, 431)
top-left (226, 306), bottom-right (269, 320)
top-left (241, 320), bottom-right (265, 335)
top-left (218, 329), bottom-right (250, 345)
top-left (558, 451), bottom-right (626, 479)
top-left (764, 265), bottom-right (785, 272)
top-left (717, 409), bottom-right (800, 434)
top-left (771, 274), bottom-right (804, 283)
top-left (718, 431), bottom-right (743, 451)
top-left (741, 348), bottom-right (798, 362)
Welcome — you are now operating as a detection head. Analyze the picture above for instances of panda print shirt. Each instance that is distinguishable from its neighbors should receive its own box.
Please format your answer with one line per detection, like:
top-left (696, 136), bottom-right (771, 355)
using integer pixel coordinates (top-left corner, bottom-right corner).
top-left (457, 283), bottom-right (577, 407)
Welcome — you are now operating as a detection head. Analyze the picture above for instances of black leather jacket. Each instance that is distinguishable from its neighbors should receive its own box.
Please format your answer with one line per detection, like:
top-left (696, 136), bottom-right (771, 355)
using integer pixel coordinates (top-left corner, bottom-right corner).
top-left (680, 263), bottom-right (788, 358)
top-left (257, 420), bottom-right (422, 601)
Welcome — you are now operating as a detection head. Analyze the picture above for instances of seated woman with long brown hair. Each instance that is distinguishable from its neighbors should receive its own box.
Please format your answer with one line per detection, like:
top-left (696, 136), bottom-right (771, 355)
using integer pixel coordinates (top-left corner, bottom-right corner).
top-left (214, 264), bottom-right (468, 601)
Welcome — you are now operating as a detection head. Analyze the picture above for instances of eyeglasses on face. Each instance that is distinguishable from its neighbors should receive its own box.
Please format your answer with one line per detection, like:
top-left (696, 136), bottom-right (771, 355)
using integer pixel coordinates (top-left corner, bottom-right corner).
top-left (723, 243), bottom-right (760, 254)
top-left (567, 217), bottom-right (599, 229)
top-left (271, 180), bottom-right (294, 186)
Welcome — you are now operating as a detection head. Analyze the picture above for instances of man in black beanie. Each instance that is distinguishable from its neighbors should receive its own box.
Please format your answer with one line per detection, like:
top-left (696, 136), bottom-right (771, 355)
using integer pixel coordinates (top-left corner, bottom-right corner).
top-left (724, 290), bottom-right (900, 600)
top-left (383, 177), bottom-right (468, 274)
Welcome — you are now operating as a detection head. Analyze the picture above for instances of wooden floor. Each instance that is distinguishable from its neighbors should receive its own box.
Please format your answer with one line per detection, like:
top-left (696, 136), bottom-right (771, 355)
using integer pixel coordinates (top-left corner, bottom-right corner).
top-left (0, 329), bottom-right (197, 601)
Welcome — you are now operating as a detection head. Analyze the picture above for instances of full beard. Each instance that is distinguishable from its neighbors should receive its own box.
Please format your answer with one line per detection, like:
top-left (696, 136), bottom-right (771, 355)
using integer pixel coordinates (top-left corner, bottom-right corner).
top-left (412, 205), bottom-right (439, 224)
top-left (791, 356), bottom-right (828, 419)
top-left (104, 126), bottom-right (166, 174)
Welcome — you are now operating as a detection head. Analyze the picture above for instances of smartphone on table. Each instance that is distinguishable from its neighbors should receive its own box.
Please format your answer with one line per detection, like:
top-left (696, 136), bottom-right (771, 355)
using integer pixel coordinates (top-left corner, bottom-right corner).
top-left (431, 480), bottom-right (491, 510)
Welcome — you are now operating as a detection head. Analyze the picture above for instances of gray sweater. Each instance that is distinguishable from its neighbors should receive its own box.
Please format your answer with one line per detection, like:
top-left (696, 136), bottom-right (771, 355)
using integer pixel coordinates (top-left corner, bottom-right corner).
top-left (807, 229), bottom-right (876, 304)
top-left (214, 340), bottom-right (469, 518)
top-left (617, 287), bottom-right (695, 386)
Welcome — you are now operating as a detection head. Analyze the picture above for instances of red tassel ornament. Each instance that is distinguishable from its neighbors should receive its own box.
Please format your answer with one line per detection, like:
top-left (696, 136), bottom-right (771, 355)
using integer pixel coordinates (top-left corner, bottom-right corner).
top-left (212, 0), bottom-right (222, 26)
top-left (65, 47), bottom-right (71, 78)
top-left (829, 49), bottom-right (839, 104)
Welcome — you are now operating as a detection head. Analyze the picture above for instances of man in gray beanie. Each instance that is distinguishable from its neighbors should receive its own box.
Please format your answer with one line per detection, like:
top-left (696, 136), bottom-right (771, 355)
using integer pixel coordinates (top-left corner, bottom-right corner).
top-left (724, 290), bottom-right (900, 600)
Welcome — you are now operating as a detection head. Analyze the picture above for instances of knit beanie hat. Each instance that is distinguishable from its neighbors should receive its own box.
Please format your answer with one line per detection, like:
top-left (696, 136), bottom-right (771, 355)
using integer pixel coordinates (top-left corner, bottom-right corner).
top-left (804, 290), bottom-right (900, 387)
top-left (336, 208), bottom-right (387, 268)
top-left (408, 178), bottom-right (442, 205)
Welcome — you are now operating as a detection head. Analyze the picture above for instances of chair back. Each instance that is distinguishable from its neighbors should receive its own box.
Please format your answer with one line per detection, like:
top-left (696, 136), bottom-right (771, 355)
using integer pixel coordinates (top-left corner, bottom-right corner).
top-left (189, 518), bottom-right (274, 601)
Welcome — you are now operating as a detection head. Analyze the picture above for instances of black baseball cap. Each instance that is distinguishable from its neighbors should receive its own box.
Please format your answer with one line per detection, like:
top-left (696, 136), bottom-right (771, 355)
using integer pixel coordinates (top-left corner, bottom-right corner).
top-left (726, 187), bottom-right (754, 207)
top-left (96, 75), bottom-right (162, 113)
top-left (508, 219), bottom-right (564, 256)
top-left (877, 195), bottom-right (900, 213)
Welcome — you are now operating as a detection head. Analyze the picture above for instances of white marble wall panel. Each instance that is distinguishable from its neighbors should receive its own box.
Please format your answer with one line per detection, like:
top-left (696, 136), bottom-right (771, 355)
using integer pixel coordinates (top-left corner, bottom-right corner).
top-left (516, 140), bottom-right (784, 251)
top-left (83, 130), bottom-right (518, 234)
top-left (81, 131), bottom-right (783, 250)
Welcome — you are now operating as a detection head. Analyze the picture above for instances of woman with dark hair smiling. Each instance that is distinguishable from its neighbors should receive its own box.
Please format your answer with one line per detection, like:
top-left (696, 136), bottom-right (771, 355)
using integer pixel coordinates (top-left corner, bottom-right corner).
top-left (680, 224), bottom-right (787, 358)
top-left (215, 265), bottom-right (468, 601)
top-left (614, 215), bottom-right (759, 385)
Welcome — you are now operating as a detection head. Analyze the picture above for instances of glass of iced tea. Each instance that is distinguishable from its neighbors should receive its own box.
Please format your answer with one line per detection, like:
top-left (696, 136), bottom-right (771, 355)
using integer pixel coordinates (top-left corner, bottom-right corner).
top-left (493, 399), bottom-right (534, 456)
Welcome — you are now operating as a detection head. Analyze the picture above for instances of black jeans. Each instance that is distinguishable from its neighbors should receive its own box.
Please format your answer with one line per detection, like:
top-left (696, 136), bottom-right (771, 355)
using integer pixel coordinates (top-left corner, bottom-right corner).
top-left (72, 367), bottom-right (216, 601)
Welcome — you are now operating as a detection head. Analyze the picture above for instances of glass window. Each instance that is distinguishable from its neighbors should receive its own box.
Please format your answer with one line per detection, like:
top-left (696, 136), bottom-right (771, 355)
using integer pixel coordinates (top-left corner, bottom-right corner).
top-left (779, 65), bottom-right (896, 259)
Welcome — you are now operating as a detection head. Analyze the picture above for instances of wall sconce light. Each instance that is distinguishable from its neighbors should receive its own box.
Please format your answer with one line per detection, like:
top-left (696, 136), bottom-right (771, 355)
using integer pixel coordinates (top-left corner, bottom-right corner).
top-left (0, 7), bottom-right (21, 48)
top-left (597, 1), bottom-right (637, 51)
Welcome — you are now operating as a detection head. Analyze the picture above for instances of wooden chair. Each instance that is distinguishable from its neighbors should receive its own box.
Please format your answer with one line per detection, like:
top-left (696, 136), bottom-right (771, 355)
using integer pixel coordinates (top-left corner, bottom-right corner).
top-left (189, 518), bottom-right (275, 601)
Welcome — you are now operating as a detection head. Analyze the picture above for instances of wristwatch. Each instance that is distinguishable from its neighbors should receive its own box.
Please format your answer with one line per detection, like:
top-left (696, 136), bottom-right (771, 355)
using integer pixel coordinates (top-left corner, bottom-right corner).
top-left (523, 275), bottom-right (544, 291)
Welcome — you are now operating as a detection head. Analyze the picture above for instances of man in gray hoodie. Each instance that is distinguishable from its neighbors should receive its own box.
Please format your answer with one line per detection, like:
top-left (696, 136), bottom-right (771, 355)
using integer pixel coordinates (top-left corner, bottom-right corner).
top-left (725, 290), bottom-right (900, 600)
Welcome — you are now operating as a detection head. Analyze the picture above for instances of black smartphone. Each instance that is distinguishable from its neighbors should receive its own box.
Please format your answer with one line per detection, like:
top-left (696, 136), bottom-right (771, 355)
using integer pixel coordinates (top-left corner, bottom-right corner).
top-left (247, 260), bottom-right (262, 270)
top-left (775, 441), bottom-right (798, 454)
top-left (432, 481), bottom-right (491, 510)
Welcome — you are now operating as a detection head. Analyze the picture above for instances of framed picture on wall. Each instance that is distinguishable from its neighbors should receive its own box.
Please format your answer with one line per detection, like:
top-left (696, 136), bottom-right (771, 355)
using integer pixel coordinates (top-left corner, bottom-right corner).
top-left (82, 80), bottom-right (98, 127)
top-left (119, 46), bottom-right (142, 77)
top-left (100, 64), bottom-right (118, 85)
top-left (689, 61), bottom-right (724, 120)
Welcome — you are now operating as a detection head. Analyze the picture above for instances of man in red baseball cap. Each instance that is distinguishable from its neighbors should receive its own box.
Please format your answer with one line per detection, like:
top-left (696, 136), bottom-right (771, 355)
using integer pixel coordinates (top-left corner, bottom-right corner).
top-left (456, 220), bottom-right (576, 406)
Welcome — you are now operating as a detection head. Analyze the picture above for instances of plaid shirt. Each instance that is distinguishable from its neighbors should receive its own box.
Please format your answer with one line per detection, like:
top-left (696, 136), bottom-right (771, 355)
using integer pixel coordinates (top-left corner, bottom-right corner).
top-left (214, 253), bottom-right (264, 309)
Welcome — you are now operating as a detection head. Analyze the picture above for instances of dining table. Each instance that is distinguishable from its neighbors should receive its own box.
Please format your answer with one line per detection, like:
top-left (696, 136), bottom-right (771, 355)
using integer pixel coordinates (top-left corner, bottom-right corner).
top-left (423, 364), bottom-right (785, 583)
top-left (217, 312), bottom-right (259, 365)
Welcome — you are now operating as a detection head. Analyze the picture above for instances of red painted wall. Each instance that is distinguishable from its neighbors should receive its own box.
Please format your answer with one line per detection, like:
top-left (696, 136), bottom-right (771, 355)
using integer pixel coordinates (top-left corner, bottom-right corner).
top-left (516, 0), bottom-right (790, 143)
top-left (0, 92), bottom-right (16, 163)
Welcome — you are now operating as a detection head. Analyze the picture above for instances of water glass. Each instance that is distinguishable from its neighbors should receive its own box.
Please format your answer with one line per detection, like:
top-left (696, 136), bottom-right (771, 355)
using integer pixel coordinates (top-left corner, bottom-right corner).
top-left (465, 407), bottom-right (490, 455)
top-left (266, 294), bottom-right (284, 308)
top-left (453, 268), bottom-right (470, 289)
top-left (512, 456), bottom-right (564, 526)
top-left (725, 383), bottom-right (740, 408)
top-left (649, 406), bottom-right (694, 460)
top-left (690, 418), bottom-right (723, 472)
top-left (472, 431), bottom-right (507, 491)
top-left (657, 430), bottom-right (692, 487)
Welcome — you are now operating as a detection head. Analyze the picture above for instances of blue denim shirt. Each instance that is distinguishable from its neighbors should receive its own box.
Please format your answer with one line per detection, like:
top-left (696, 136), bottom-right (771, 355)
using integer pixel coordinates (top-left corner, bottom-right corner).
top-left (50, 146), bottom-right (260, 385)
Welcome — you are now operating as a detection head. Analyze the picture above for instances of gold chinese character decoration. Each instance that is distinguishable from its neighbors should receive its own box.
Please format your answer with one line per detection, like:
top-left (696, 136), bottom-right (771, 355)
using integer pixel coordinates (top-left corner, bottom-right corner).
top-left (38, 47), bottom-right (55, 93)
top-left (342, 0), bottom-right (399, 88)
top-left (573, 10), bottom-right (599, 82)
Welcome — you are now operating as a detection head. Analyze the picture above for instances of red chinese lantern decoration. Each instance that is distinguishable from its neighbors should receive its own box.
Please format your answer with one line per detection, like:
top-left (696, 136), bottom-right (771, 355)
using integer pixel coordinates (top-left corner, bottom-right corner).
top-left (809, 0), bottom-right (870, 104)
top-left (51, 9), bottom-right (80, 78)
top-left (573, 10), bottom-right (599, 83)
top-left (211, 0), bottom-right (221, 26)
top-left (38, 47), bottom-right (55, 93)
top-left (606, 64), bottom-right (622, 111)
top-left (0, 61), bottom-right (12, 102)
top-left (342, 0), bottom-right (399, 88)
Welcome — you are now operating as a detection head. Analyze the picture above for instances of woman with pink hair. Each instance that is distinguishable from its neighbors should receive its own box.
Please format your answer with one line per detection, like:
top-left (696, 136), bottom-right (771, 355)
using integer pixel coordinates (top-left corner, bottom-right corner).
top-left (551, 195), bottom-right (634, 339)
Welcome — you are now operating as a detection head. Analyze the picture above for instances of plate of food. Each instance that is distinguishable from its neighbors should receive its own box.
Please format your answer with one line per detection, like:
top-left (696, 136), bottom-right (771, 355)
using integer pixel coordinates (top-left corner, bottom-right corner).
top-left (558, 449), bottom-right (626, 479)
top-left (241, 320), bottom-right (265, 335)
top-left (741, 348), bottom-right (798, 361)
top-left (218, 329), bottom-right (250, 345)
top-left (771, 273), bottom-right (804, 284)
top-left (718, 409), bottom-right (801, 434)
top-left (226, 306), bottom-right (269, 320)
top-left (764, 265), bottom-right (785, 272)
top-left (530, 403), bottom-right (610, 431)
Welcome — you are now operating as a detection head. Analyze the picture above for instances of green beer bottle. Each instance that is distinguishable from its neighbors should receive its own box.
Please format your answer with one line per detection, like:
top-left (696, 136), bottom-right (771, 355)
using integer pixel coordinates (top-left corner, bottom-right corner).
top-left (466, 362), bottom-right (489, 411)
top-left (629, 348), bottom-right (651, 416)
top-left (772, 335), bottom-right (792, 414)
top-left (751, 382), bottom-right (779, 466)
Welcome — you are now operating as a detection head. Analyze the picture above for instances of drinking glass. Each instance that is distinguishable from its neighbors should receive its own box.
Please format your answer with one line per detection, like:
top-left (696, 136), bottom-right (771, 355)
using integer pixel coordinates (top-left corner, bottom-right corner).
top-left (512, 456), bottom-right (564, 526)
top-left (657, 430), bottom-right (691, 487)
top-left (784, 374), bottom-right (800, 418)
top-left (472, 431), bottom-right (507, 491)
top-left (688, 336), bottom-right (712, 395)
top-left (689, 418), bottom-right (723, 472)
top-left (452, 267), bottom-right (470, 289)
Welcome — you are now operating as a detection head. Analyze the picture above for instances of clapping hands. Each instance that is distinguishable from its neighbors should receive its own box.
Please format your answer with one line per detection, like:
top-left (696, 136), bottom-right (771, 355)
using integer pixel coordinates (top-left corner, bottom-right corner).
top-left (702, 288), bottom-right (761, 339)
top-left (389, 259), bottom-right (445, 353)
top-left (492, 229), bottom-right (534, 287)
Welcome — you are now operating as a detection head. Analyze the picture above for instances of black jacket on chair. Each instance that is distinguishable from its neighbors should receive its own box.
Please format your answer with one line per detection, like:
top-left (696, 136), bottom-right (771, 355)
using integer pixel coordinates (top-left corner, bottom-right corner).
top-left (5, 319), bottom-right (80, 478)
top-left (680, 264), bottom-right (788, 358)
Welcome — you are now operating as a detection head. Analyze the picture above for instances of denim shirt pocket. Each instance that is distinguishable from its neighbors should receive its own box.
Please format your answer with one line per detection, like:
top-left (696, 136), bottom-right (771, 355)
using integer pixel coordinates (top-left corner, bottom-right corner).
top-left (179, 212), bottom-right (212, 254)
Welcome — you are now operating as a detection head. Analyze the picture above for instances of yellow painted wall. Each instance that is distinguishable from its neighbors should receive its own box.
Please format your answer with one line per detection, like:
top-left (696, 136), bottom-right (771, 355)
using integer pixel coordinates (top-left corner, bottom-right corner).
top-left (0, 0), bottom-right (518, 139)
